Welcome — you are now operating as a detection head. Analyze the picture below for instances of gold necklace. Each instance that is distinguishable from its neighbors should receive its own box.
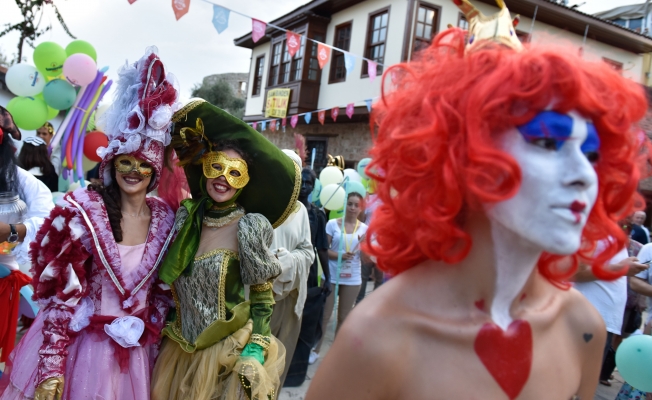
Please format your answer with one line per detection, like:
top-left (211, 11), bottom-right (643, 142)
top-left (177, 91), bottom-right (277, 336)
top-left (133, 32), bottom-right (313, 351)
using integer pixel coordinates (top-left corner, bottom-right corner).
top-left (203, 207), bottom-right (245, 229)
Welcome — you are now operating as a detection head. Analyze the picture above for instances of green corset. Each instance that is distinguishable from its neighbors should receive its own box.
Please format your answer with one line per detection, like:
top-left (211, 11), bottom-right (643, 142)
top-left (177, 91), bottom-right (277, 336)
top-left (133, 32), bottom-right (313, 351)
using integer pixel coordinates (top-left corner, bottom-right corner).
top-left (163, 248), bottom-right (275, 353)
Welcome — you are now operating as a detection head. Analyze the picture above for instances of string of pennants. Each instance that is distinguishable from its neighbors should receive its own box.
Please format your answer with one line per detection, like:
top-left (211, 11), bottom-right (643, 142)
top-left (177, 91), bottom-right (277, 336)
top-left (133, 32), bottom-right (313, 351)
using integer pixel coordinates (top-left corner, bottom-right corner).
top-left (247, 98), bottom-right (378, 133)
top-left (127, 0), bottom-right (384, 81)
top-left (204, 0), bottom-right (385, 80)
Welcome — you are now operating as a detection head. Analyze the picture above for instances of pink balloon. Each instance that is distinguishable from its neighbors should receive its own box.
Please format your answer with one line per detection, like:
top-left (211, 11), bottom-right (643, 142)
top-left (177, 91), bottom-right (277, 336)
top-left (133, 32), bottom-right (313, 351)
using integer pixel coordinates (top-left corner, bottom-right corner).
top-left (63, 53), bottom-right (97, 86)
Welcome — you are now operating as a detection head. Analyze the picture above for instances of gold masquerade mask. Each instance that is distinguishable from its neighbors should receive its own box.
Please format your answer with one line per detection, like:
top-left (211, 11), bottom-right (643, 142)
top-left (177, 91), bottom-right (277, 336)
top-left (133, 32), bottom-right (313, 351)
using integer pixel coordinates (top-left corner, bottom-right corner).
top-left (202, 151), bottom-right (250, 189)
top-left (114, 155), bottom-right (154, 178)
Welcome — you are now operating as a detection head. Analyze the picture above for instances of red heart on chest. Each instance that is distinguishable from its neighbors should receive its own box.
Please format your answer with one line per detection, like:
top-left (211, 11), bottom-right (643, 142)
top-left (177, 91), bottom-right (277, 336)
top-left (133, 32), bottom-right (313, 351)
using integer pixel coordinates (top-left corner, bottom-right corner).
top-left (473, 319), bottom-right (533, 400)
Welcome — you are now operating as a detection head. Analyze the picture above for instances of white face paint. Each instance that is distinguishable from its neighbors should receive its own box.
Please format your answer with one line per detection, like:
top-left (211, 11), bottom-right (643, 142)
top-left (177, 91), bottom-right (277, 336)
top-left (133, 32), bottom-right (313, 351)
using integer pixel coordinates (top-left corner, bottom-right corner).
top-left (486, 111), bottom-right (600, 256)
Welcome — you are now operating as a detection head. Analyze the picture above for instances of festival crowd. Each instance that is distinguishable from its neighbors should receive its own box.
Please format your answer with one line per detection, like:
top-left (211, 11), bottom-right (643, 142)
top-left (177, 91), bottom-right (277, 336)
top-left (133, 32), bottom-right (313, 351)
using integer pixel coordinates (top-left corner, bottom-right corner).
top-left (1, 1), bottom-right (652, 399)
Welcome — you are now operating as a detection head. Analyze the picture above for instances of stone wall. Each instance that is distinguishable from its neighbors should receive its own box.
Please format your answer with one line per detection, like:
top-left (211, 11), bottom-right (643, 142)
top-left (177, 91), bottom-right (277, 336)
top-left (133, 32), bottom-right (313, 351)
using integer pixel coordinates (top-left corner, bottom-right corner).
top-left (261, 120), bottom-right (374, 165)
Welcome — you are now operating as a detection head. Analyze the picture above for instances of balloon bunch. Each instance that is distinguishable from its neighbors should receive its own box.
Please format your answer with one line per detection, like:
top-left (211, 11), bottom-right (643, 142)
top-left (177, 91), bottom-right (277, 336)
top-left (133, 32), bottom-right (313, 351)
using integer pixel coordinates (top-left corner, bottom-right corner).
top-left (4, 40), bottom-right (111, 182)
top-left (51, 68), bottom-right (112, 182)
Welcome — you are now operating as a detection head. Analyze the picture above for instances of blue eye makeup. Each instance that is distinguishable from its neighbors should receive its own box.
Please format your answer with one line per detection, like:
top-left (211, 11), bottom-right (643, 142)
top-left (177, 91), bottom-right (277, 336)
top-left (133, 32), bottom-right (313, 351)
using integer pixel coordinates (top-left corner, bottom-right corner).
top-left (517, 111), bottom-right (601, 161)
top-left (517, 111), bottom-right (573, 151)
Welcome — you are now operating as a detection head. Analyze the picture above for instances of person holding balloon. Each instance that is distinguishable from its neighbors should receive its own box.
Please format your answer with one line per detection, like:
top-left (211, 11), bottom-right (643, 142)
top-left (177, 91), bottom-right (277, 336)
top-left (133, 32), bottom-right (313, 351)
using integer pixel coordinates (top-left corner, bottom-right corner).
top-left (0, 48), bottom-right (180, 400)
top-left (311, 191), bottom-right (368, 362)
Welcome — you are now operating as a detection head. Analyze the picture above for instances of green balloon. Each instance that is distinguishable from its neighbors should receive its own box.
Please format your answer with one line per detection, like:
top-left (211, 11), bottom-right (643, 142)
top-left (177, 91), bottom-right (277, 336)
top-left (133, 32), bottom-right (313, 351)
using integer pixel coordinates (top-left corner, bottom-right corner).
top-left (47, 106), bottom-right (59, 120)
top-left (43, 79), bottom-right (77, 110)
top-left (65, 40), bottom-right (97, 62)
top-left (6, 97), bottom-right (49, 131)
top-left (35, 93), bottom-right (59, 119)
top-left (616, 335), bottom-right (652, 392)
top-left (33, 42), bottom-right (67, 77)
top-left (329, 209), bottom-right (344, 220)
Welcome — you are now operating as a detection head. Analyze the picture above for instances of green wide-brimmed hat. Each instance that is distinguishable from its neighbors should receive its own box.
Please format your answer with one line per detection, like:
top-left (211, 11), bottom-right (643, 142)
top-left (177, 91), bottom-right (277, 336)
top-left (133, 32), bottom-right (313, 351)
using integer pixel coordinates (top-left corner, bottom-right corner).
top-left (171, 99), bottom-right (300, 228)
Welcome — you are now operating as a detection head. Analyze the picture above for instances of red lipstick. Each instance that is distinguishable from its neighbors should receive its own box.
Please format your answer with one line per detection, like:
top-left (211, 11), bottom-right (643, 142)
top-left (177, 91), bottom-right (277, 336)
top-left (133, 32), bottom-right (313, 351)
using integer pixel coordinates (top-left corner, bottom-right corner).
top-left (570, 201), bottom-right (586, 224)
top-left (570, 201), bottom-right (586, 213)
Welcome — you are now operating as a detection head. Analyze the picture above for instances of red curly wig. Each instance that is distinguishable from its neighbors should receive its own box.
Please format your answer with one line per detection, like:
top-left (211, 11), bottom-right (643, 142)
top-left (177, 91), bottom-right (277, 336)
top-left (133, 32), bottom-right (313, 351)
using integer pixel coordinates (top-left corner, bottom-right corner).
top-left (365, 29), bottom-right (647, 285)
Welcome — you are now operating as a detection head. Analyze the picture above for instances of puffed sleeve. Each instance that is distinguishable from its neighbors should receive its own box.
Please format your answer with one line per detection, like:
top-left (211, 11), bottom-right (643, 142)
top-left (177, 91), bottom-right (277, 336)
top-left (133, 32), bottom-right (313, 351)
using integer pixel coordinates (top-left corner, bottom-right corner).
top-left (15, 167), bottom-right (54, 266)
top-left (29, 205), bottom-right (91, 385)
top-left (237, 213), bottom-right (282, 342)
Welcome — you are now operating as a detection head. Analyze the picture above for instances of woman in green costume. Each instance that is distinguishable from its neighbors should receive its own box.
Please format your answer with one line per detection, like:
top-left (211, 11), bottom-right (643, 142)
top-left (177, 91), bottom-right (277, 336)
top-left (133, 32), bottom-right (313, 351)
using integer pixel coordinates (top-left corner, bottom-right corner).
top-left (151, 99), bottom-right (301, 400)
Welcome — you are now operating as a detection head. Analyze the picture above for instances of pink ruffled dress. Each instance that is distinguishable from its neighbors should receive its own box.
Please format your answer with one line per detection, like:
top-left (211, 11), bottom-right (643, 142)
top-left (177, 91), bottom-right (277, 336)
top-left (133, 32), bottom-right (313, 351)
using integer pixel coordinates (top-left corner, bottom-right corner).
top-left (0, 189), bottom-right (175, 400)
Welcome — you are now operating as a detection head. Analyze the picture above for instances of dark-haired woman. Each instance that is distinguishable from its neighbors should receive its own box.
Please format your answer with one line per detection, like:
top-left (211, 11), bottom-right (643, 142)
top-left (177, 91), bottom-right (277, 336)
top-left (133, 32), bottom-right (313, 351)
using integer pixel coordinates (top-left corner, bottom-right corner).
top-left (312, 192), bottom-right (367, 361)
top-left (151, 100), bottom-right (300, 400)
top-left (18, 136), bottom-right (59, 192)
top-left (0, 48), bottom-right (179, 400)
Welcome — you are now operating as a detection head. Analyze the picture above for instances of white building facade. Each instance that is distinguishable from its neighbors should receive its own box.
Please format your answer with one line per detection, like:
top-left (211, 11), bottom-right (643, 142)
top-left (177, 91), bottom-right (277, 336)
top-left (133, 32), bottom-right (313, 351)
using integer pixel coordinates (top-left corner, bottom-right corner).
top-left (235, 0), bottom-right (652, 168)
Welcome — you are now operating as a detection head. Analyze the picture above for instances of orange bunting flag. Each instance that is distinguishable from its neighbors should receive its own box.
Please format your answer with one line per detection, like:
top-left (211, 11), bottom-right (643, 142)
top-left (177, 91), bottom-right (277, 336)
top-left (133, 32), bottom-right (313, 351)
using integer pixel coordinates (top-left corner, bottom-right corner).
top-left (287, 31), bottom-right (302, 58)
top-left (318, 110), bottom-right (326, 125)
top-left (317, 43), bottom-right (330, 69)
top-left (270, 120), bottom-right (277, 132)
top-left (172, 0), bottom-right (190, 20)
top-left (331, 107), bottom-right (339, 122)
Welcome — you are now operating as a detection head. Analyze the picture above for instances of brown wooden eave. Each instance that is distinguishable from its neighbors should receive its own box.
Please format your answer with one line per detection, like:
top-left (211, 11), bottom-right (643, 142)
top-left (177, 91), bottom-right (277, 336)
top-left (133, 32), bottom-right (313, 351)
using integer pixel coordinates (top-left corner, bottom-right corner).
top-left (477, 0), bottom-right (652, 54)
top-left (234, 0), bottom-right (366, 48)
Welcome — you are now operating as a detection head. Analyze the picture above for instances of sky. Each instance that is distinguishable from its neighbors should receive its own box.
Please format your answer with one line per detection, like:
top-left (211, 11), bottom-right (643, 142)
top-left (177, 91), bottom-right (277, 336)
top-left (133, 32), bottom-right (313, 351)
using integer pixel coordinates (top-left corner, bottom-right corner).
top-left (0, 0), bottom-right (309, 101)
top-left (0, 0), bottom-right (636, 102)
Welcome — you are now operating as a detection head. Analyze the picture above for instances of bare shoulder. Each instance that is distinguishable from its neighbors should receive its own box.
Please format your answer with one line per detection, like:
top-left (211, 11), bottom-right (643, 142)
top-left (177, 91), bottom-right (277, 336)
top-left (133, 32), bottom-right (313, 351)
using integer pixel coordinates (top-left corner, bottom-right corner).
top-left (306, 278), bottom-right (415, 400)
top-left (563, 287), bottom-right (605, 334)
top-left (559, 287), bottom-right (606, 355)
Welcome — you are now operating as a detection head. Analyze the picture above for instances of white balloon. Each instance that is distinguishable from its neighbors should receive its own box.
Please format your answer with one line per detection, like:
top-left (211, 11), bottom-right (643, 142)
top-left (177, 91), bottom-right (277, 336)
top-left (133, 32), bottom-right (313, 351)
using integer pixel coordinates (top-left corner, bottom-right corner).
top-left (343, 168), bottom-right (362, 183)
top-left (320, 183), bottom-right (346, 210)
top-left (319, 166), bottom-right (343, 187)
top-left (6, 64), bottom-right (46, 97)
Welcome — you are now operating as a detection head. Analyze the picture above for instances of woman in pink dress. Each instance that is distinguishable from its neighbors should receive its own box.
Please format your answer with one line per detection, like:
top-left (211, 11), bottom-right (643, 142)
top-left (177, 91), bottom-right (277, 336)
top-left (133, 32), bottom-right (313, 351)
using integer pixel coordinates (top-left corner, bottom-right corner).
top-left (0, 47), bottom-right (181, 400)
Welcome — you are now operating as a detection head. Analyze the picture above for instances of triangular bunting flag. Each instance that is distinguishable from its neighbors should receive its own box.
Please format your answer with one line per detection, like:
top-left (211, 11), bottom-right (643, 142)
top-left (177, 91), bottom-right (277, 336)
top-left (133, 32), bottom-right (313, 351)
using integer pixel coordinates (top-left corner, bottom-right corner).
top-left (128, 0), bottom-right (137, 4)
top-left (291, 115), bottom-right (299, 128)
top-left (270, 120), bottom-right (277, 132)
top-left (212, 5), bottom-right (230, 34)
top-left (252, 19), bottom-right (267, 43)
top-left (282, 117), bottom-right (287, 127)
top-left (261, 120), bottom-right (267, 131)
top-left (172, 0), bottom-right (190, 20)
top-left (346, 103), bottom-right (354, 119)
top-left (304, 113), bottom-right (312, 124)
top-left (331, 107), bottom-right (339, 122)
top-left (318, 110), bottom-right (326, 125)
top-left (253, 122), bottom-right (258, 130)
top-left (286, 31), bottom-right (301, 58)
top-left (365, 99), bottom-right (373, 112)
top-left (344, 53), bottom-right (355, 75)
top-left (368, 61), bottom-right (377, 82)
top-left (317, 43), bottom-right (330, 69)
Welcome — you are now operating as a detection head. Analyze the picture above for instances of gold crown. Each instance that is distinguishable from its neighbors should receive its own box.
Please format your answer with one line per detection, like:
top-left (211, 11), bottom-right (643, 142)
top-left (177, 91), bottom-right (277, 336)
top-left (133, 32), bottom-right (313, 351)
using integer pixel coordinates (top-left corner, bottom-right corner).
top-left (453, 0), bottom-right (523, 51)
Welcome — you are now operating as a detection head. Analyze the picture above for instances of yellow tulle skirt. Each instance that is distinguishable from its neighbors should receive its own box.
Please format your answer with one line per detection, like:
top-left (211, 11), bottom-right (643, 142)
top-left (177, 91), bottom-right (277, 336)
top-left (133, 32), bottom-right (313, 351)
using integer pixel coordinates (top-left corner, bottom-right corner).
top-left (151, 320), bottom-right (285, 400)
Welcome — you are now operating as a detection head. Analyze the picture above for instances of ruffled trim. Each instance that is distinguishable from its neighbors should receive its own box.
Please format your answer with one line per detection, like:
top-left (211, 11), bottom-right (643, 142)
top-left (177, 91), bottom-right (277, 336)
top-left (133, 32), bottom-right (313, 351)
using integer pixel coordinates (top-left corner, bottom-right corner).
top-left (65, 189), bottom-right (176, 311)
top-left (29, 206), bottom-right (91, 304)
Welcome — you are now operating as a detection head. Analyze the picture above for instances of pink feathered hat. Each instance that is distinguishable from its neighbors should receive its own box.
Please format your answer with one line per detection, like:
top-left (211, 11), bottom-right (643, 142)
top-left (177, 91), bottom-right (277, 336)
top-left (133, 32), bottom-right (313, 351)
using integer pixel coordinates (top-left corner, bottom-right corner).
top-left (97, 47), bottom-right (181, 192)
